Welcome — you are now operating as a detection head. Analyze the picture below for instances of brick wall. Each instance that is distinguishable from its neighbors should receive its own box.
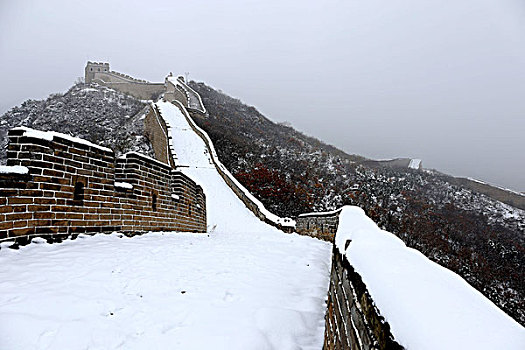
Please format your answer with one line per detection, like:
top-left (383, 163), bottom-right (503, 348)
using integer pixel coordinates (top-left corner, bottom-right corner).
top-left (144, 104), bottom-right (176, 167)
top-left (296, 210), bottom-right (341, 241)
top-left (324, 246), bottom-right (402, 350)
top-left (0, 127), bottom-right (206, 244)
top-left (295, 210), bottom-right (402, 349)
top-left (91, 79), bottom-right (165, 100)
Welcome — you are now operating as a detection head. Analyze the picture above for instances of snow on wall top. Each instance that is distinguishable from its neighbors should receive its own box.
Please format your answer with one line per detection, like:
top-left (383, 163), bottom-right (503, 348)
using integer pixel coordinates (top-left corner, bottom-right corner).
top-left (334, 205), bottom-right (525, 350)
top-left (167, 77), bottom-right (206, 114)
top-left (408, 158), bottom-right (421, 169)
top-left (0, 165), bottom-right (29, 175)
top-left (12, 127), bottom-right (113, 153)
top-left (298, 208), bottom-right (341, 218)
top-left (467, 177), bottom-right (525, 197)
top-left (120, 151), bottom-right (172, 169)
top-left (114, 182), bottom-right (133, 190)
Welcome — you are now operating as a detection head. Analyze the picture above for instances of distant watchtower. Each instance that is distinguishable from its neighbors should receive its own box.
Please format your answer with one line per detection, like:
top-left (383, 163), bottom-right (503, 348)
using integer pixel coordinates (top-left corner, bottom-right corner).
top-left (85, 62), bottom-right (110, 84)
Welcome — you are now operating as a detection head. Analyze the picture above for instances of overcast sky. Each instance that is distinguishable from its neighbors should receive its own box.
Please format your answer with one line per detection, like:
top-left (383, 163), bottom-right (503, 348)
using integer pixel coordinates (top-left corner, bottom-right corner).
top-left (1, 0), bottom-right (524, 191)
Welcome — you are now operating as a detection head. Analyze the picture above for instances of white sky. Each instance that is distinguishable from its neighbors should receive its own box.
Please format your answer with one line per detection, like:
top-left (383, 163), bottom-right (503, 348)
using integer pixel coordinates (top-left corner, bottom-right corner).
top-left (1, 0), bottom-right (524, 191)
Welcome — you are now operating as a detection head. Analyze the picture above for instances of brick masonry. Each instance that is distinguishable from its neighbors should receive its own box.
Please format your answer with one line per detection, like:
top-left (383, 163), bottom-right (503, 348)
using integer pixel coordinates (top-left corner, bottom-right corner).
top-left (296, 211), bottom-right (402, 349)
top-left (324, 246), bottom-right (403, 350)
top-left (296, 210), bottom-right (341, 241)
top-left (144, 104), bottom-right (176, 168)
top-left (0, 127), bottom-right (206, 244)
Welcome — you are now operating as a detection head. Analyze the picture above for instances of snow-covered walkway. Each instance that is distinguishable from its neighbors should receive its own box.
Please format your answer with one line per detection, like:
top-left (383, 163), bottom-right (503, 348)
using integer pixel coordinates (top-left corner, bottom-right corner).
top-left (155, 100), bottom-right (282, 234)
top-left (0, 100), bottom-right (332, 349)
top-left (0, 231), bottom-right (330, 349)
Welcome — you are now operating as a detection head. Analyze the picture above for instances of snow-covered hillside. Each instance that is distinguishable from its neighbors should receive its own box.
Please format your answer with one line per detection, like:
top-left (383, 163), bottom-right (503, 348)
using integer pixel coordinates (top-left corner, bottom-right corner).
top-left (0, 83), bottom-right (152, 163)
top-left (0, 100), bottom-right (332, 349)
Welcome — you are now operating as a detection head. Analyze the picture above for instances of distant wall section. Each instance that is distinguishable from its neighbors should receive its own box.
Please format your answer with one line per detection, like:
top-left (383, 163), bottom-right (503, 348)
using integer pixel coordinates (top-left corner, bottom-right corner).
top-left (451, 177), bottom-right (525, 210)
top-left (165, 76), bottom-right (207, 115)
top-left (85, 62), bottom-right (165, 100)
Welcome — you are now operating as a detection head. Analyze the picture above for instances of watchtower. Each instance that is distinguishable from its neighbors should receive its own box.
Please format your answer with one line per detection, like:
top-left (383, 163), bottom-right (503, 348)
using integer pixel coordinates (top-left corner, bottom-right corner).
top-left (85, 62), bottom-right (110, 84)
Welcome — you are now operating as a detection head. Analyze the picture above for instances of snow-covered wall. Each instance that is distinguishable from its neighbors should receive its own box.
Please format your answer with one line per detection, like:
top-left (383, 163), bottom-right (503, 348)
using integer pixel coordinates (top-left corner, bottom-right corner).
top-left (0, 127), bottom-right (206, 243)
top-left (156, 100), bottom-right (295, 232)
top-left (323, 206), bottom-right (525, 349)
top-left (325, 243), bottom-right (402, 350)
top-left (165, 77), bottom-right (206, 114)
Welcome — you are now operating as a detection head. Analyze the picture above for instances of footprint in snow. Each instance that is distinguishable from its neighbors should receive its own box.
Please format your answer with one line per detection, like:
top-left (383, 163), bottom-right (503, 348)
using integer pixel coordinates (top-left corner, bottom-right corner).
top-left (223, 291), bottom-right (236, 302)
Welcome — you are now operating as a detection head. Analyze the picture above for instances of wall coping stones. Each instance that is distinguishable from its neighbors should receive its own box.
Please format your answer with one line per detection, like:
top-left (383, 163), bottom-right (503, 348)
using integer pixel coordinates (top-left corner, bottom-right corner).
top-left (298, 209), bottom-right (342, 218)
top-left (0, 165), bottom-right (29, 175)
top-left (11, 127), bottom-right (113, 153)
top-left (119, 151), bottom-right (173, 170)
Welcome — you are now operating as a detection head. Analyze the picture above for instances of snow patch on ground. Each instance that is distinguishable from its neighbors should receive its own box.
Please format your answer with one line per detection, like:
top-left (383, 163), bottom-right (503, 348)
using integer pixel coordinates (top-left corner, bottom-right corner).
top-left (0, 232), bottom-right (331, 349)
top-left (81, 87), bottom-right (99, 93)
top-left (335, 206), bottom-right (525, 350)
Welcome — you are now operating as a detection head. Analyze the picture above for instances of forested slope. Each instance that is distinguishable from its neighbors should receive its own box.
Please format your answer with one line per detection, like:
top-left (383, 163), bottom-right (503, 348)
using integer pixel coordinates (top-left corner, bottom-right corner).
top-left (190, 81), bottom-right (525, 325)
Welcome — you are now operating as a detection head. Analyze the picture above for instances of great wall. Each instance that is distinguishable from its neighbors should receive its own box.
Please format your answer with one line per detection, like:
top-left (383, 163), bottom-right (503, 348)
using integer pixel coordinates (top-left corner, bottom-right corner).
top-left (1, 62), bottom-right (522, 350)
top-left (0, 127), bottom-right (206, 243)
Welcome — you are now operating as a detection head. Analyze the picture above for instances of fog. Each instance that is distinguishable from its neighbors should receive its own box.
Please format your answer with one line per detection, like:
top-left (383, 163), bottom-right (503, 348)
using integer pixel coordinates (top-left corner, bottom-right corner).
top-left (1, 0), bottom-right (524, 191)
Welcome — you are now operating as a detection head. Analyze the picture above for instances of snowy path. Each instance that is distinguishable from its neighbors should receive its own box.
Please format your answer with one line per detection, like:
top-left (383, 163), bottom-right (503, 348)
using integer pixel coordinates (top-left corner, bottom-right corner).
top-left (0, 232), bottom-right (331, 349)
top-left (156, 100), bottom-right (282, 234)
top-left (0, 101), bottom-right (332, 349)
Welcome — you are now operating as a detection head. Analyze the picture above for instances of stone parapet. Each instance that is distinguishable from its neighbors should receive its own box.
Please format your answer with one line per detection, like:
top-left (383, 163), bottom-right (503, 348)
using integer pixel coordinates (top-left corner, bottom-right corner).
top-left (296, 209), bottom-right (341, 241)
top-left (144, 104), bottom-right (176, 167)
top-left (0, 127), bottom-right (206, 245)
top-left (324, 245), bottom-right (402, 350)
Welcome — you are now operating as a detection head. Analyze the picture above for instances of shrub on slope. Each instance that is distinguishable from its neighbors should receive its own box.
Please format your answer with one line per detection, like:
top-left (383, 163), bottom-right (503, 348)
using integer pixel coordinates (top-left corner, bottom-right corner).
top-left (0, 83), bottom-right (152, 163)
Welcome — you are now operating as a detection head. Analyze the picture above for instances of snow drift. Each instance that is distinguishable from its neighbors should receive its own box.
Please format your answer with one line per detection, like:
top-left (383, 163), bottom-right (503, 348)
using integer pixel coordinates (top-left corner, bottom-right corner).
top-left (335, 206), bottom-right (525, 350)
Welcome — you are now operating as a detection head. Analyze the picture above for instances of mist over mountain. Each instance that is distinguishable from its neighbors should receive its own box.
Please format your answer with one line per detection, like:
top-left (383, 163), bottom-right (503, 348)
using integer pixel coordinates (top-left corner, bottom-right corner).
top-left (3, 0), bottom-right (524, 193)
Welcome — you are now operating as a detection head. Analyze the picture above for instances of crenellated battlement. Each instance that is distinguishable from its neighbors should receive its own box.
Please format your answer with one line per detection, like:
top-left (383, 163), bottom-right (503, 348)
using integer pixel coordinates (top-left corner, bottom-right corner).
top-left (84, 62), bottom-right (164, 100)
top-left (83, 61), bottom-right (208, 112)
top-left (0, 127), bottom-right (206, 244)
